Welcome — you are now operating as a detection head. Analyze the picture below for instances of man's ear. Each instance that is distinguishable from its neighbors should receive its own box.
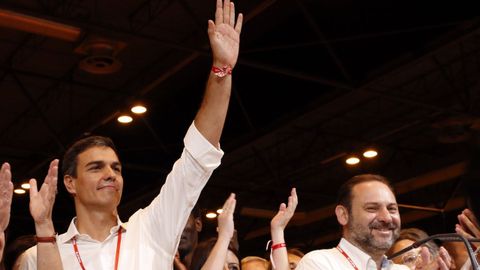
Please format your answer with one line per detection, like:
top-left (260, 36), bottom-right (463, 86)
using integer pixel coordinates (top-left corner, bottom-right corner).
top-left (335, 205), bottom-right (349, 226)
top-left (194, 217), bottom-right (203, 232)
top-left (64, 175), bottom-right (77, 196)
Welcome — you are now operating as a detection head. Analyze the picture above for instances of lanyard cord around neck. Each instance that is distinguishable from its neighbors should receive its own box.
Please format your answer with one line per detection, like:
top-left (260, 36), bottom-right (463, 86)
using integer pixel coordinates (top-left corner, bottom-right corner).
top-left (72, 228), bottom-right (122, 270)
top-left (336, 245), bottom-right (360, 270)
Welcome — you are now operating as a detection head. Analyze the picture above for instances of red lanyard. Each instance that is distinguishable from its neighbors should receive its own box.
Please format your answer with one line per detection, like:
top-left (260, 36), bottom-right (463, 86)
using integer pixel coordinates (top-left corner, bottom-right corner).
top-left (72, 228), bottom-right (122, 270)
top-left (336, 246), bottom-right (359, 270)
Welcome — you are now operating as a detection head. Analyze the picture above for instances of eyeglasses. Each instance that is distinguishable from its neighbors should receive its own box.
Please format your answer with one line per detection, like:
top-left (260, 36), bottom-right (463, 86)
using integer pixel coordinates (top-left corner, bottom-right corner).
top-left (401, 247), bottom-right (439, 270)
top-left (401, 248), bottom-right (422, 269)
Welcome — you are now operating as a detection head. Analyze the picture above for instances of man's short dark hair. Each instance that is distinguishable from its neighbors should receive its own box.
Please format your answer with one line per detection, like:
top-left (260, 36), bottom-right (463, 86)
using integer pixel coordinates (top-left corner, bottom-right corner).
top-left (62, 136), bottom-right (118, 177)
top-left (336, 174), bottom-right (395, 211)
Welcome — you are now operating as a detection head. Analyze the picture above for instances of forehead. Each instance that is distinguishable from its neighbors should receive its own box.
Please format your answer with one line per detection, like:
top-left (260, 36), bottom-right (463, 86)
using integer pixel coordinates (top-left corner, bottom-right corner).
top-left (77, 146), bottom-right (119, 164)
top-left (226, 250), bottom-right (239, 264)
top-left (287, 253), bottom-right (302, 262)
top-left (184, 215), bottom-right (196, 228)
top-left (351, 181), bottom-right (396, 205)
top-left (391, 239), bottom-right (415, 254)
top-left (242, 260), bottom-right (266, 270)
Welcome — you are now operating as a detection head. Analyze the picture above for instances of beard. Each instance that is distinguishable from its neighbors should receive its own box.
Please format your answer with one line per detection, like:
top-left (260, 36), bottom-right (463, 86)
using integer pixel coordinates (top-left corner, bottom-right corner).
top-left (348, 217), bottom-right (400, 254)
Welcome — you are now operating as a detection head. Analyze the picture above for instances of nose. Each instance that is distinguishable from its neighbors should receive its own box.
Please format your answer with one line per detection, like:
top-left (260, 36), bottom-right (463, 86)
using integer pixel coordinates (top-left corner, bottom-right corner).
top-left (377, 207), bottom-right (393, 223)
top-left (103, 166), bottom-right (117, 181)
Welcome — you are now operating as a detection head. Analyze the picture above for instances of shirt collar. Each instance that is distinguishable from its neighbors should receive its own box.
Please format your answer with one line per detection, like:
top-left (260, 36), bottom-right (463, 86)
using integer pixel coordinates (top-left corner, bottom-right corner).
top-left (60, 216), bottom-right (126, 244)
top-left (339, 238), bottom-right (392, 270)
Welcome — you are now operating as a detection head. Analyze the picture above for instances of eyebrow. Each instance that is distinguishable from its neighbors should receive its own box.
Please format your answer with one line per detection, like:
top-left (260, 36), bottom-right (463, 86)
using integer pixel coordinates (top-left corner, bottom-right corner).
top-left (85, 161), bottom-right (121, 167)
top-left (363, 202), bottom-right (398, 208)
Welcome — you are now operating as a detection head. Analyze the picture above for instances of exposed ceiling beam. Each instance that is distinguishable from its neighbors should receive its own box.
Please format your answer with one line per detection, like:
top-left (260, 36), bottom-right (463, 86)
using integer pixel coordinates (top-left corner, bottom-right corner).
top-left (0, 8), bottom-right (82, 42)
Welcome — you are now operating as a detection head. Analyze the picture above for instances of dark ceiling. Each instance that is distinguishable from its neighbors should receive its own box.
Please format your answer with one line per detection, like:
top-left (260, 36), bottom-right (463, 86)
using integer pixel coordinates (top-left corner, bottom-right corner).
top-left (2, 0), bottom-right (480, 258)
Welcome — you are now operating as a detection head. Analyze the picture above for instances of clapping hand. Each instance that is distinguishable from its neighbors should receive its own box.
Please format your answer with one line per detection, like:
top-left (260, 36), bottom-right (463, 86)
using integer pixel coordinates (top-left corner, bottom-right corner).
top-left (29, 159), bottom-right (59, 233)
top-left (271, 188), bottom-right (298, 231)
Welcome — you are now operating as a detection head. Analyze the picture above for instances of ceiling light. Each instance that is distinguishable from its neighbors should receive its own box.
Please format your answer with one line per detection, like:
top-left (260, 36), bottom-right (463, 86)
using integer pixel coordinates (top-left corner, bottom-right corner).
top-left (117, 115), bottom-right (133, 124)
top-left (21, 183), bottom-right (30, 189)
top-left (205, 212), bottom-right (217, 219)
top-left (345, 156), bottom-right (360, 165)
top-left (363, 149), bottom-right (378, 158)
top-left (14, 188), bottom-right (26, 194)
top-left (216, 209), bottom-right (223, 214)
top-left (131, 105), bottom-right (147, 114)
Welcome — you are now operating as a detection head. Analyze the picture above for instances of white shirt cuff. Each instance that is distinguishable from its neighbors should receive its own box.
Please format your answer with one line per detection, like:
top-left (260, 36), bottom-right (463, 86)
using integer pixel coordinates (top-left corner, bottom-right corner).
top-left (184, 121), bottom-right (224, 169)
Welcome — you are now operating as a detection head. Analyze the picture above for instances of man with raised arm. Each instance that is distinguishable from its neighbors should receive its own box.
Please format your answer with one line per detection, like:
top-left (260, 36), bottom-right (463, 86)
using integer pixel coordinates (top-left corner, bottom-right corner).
top-left (20, 0), bottom-right (242, 269)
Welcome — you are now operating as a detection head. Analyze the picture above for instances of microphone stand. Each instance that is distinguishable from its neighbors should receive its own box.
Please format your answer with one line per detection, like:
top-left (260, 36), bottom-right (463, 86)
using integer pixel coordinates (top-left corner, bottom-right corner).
top-left (387, 233), bottom-right (480, 270)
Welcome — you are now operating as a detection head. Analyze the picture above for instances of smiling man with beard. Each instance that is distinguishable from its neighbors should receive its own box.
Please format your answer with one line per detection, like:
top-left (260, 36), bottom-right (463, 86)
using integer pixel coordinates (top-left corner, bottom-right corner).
top-left (296, 174), bottom-right (409, 270)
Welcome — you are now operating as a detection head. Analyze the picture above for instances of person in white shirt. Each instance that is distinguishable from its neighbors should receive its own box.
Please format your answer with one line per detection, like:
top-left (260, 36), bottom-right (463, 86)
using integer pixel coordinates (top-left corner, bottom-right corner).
top-left (296, 174), bottom-right (452, 270)
top-left (19, 0), bottom-right (243, 269)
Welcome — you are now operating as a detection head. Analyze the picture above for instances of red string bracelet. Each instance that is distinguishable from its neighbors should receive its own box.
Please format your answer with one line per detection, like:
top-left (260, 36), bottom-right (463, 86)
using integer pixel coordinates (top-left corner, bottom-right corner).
top-left (35, 235), bottom-right (56, 243)
top-left (211, 65), bottom-right (232, 77)
top-left (271, 242), bottom-right (286, 250)
top-left (266, 241), bottom-right (287, 269)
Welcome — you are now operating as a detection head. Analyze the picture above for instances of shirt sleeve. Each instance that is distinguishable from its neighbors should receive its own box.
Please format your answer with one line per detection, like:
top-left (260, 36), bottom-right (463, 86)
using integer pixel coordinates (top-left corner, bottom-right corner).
top-left (126, 121), bottom-right (224, 258)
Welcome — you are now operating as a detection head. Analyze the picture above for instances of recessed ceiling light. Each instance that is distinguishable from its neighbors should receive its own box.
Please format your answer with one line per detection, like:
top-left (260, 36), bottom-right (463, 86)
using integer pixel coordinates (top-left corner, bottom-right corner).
top-left (345, 156), bottom-right (360, 165)
top-left (14, 188), bottom-right (26, 194)
top-left (363, 150), bottom-right (378, 158)
top-left (117, 115), bottom-right (133, 124)
top-left (216, 209), bottom-right (223, 214)
top-left (131, 105), bottom-right (147, 114)
top-left (205, 212), bottom-right (217, 219)
top-left (21, 183), bottom-right (31, 189)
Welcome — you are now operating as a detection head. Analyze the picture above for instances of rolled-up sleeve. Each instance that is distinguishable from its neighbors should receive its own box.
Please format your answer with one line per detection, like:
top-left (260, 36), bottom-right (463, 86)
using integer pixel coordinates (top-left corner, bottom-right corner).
top-left (184, 121), bottom-right (224, 170)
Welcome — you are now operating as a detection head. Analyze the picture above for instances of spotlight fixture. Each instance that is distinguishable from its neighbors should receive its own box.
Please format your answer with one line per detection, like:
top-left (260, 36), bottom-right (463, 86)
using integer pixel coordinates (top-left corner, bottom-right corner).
top-left (21, 183), bottom-right (30, 189)
top-left (345, 156), bottom-right (360, 165)
top-left (131, 105), bottom-right (147, 114)
top-left (14, 188), bottom-right (26, 194)
top-left (205, 212), bottom-right (217, 219)
top-left (363, 149), bottom-right (378, 158)
top-left (117, 115), bottom-right (133, 124)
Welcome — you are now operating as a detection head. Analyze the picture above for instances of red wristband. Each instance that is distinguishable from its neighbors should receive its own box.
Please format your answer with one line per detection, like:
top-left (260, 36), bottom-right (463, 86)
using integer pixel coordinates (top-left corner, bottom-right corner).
top-left (211, 65), bottom-right (232, 77)
top-left (35, 235), bottom-right (56, 243)
top-left (271, 243), bottom-right (286, 250)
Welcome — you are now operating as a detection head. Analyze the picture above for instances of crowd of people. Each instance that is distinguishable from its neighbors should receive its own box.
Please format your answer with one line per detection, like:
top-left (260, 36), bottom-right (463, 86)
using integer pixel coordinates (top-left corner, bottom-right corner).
top-left (1, 0), bottom-right (480, 269)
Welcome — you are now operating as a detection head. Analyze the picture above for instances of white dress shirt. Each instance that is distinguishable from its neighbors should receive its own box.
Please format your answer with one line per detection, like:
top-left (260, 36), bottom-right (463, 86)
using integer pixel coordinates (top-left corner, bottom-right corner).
top-left (296, 238), bottom-right (410, 270)
top-left (20, 121), bottom-right (224, 270)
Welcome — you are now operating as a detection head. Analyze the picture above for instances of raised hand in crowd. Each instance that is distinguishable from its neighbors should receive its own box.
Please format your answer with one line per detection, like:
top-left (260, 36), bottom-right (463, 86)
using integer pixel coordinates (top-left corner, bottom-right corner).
top-left (456, 208), bottom-right (480, 240)
top-left (416, 246), bottom-right (454, 270)
top-left (270, 188), bottom-right (298, 270)
top-left (29, 159), bottom-right (63, 270)
top-left (200, 193), bottom-right (236, 270)
top-left (0, 162), bottom-right (13, 261)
